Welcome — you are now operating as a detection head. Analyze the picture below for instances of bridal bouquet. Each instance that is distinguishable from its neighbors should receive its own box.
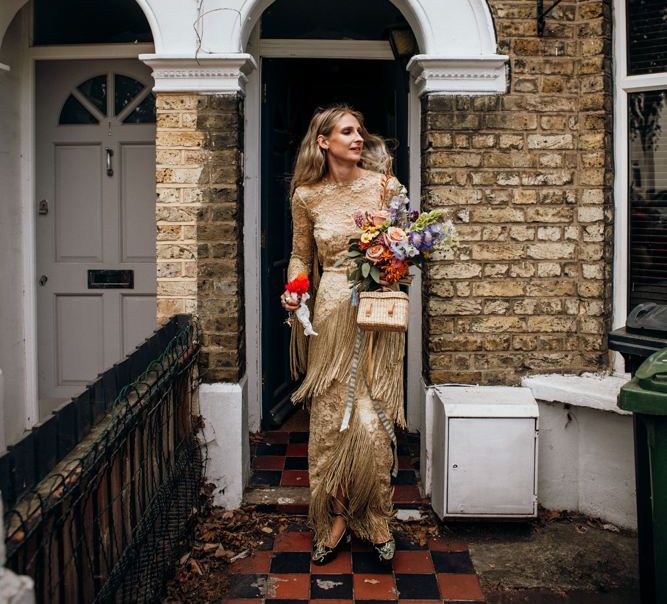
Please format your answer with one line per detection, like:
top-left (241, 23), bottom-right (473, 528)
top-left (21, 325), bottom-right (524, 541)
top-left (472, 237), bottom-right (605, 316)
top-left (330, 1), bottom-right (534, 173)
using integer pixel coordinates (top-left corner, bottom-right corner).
top-left (337, 187), bottom-right (458, 296)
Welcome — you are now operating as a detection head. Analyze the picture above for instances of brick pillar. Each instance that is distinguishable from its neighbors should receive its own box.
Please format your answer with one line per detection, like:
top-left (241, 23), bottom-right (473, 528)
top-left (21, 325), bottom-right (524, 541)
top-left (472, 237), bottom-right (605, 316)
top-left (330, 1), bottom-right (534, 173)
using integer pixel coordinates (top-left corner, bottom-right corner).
top-left (421, 0), bottom-right (613, 385)
top-left (156, 93), bottom-right (245, 383)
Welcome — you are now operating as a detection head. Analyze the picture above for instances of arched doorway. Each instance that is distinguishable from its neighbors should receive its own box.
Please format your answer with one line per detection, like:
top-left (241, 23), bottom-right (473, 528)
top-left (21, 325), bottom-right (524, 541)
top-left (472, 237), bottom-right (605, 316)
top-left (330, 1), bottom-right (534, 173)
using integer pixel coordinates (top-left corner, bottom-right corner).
top-left (241, 0), bottom-right (421, 430)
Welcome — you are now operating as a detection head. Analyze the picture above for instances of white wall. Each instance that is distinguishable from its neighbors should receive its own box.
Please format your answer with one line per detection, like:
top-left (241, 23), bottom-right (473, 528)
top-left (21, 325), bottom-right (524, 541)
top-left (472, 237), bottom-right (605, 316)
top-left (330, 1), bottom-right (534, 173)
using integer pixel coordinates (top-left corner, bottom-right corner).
top-left (0, 9), bottom-right (27, 450)
top-left (537, 401), bottom-right (636, 528)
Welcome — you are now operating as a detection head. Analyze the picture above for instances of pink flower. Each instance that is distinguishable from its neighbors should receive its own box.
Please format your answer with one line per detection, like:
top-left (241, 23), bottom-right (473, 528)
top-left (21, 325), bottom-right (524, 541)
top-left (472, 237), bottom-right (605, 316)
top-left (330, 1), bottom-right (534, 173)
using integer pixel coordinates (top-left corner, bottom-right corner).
top-left (368, 210), bottom-right (390, 228)
top-left (383, 226), bottom-right (407, 247)
top-left (365, 244), bottom-right (386, 265)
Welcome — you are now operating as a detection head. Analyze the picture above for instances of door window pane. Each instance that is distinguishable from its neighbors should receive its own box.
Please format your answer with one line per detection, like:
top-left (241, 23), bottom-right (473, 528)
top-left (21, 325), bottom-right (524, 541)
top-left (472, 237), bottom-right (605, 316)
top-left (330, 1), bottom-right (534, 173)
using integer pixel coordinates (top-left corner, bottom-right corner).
top-left (114, 74), bottom-right (145, 116)
top-left (629, 90), bottom-right (667, 308)
top-left (627, 0), bottom-right (667, 75)
top-left (59, 96), bottom-right (99, 125)
top-left (78, 75), bottom-right (108, 116)
top-left (122, 93), bottom-right (156, 124)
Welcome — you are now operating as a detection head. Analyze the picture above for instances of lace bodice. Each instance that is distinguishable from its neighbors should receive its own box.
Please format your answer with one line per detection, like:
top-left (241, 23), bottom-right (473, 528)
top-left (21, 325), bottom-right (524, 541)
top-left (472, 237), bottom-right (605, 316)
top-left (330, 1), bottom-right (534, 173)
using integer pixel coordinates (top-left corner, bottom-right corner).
top-left (287, 169), bottom-right (404, 282)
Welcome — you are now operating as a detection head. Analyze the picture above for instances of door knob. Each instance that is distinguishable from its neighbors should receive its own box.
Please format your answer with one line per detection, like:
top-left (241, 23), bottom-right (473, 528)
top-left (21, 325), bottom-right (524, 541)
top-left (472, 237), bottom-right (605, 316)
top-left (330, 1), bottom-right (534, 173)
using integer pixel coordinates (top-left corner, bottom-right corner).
top-left (39, 275), bottom-right (48, 286)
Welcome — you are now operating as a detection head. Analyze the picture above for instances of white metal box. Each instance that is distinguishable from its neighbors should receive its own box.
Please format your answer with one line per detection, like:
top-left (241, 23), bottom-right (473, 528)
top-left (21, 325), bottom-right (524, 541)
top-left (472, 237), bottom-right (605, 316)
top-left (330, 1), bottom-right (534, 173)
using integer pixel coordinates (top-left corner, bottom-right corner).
top-left (431, 386), bottom-right (539, 519)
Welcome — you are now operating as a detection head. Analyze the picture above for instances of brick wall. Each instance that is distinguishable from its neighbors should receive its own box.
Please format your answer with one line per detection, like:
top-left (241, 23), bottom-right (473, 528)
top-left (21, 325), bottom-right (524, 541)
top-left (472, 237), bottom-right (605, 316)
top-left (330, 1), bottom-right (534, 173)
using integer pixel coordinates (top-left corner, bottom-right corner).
top-left (421, 0), bottom-right (614, 384)
top-left (155, 93), bottom-right (245, 383)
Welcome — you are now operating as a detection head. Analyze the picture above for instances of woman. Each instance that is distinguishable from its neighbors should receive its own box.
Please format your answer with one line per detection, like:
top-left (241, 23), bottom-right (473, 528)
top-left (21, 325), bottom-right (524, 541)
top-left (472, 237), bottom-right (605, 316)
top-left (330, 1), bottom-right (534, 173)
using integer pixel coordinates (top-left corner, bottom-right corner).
top-left (280, 104), bottom-right (406, 565)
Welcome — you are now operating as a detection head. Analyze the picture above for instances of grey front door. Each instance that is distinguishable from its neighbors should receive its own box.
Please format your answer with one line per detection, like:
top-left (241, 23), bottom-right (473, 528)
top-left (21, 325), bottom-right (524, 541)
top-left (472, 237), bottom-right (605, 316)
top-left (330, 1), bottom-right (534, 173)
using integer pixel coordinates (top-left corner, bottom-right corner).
top-left (36, 59), bottom-right (157, 415)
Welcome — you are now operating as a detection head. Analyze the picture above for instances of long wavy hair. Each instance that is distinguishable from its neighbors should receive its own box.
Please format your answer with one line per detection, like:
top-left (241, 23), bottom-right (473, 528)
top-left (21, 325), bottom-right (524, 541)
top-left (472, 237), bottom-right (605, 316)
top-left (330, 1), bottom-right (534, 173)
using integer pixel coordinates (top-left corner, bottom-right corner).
top-left (290, 104), bottom-right (394, 196)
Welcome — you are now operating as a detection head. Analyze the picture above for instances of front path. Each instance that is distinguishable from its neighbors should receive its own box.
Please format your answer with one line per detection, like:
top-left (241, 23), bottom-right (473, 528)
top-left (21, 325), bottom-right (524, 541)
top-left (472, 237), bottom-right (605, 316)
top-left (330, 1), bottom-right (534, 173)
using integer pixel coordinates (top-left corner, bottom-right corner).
top-left (224, 408), bottom-right (486, 602)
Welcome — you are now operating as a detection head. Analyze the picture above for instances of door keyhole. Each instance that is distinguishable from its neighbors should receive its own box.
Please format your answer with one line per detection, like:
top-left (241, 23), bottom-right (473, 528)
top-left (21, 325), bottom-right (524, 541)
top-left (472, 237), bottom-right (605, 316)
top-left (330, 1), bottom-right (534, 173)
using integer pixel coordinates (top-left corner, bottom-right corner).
top-left (39, 275), bottom-right (48, 286)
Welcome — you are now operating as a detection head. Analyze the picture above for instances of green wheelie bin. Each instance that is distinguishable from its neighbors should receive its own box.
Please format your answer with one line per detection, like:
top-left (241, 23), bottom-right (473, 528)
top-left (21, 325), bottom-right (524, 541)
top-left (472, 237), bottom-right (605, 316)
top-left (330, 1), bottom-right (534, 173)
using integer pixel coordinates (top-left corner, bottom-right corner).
top-left (619, 348), bottom-right (667, 604)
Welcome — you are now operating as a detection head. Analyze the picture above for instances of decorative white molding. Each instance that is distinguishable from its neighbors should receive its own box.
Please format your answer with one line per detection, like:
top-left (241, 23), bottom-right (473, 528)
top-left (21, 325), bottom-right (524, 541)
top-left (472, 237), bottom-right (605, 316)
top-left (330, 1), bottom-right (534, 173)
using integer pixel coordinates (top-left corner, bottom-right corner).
top-left (139, 53), bottom-right (257, 94)
top-left (29, 44), bottom-right (154, 61)
top-left (407, 54), bottom-right (509, 96)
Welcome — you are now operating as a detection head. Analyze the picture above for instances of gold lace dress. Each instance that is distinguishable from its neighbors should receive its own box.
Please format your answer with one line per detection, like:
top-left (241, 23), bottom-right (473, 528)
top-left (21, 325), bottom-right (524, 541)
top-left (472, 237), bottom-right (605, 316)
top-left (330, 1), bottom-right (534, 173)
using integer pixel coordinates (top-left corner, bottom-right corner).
top-left (287, 168), bottom-right (406, 547)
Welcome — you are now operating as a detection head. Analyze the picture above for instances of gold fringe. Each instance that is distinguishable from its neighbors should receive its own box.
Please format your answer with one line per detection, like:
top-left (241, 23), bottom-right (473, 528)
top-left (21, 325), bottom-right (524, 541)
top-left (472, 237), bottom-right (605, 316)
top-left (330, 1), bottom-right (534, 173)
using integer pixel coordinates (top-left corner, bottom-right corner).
top-left (291, 297), bottom-right (406, 428)
top-left (289, 324), bottom-right (309, 380)
top-left (308, 405), bottom-right (394, 546)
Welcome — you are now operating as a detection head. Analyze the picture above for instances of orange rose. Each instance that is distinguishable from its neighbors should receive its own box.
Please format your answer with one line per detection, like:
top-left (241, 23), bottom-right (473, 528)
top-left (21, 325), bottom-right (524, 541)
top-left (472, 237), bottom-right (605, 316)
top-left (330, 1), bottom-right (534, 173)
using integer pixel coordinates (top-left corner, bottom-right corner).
top-left (383, 226), bottom-right (407, 247)
top-left (368, 210), bottom-right (390, 228)
top-left (365, 244), bottom-right (387, 265)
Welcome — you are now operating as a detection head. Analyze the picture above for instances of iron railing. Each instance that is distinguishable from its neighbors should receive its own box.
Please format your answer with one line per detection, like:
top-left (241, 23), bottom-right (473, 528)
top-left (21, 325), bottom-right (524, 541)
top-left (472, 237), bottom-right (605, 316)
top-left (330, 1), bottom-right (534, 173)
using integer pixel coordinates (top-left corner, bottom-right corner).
top-left (2, 314), bottom-right (204, 603)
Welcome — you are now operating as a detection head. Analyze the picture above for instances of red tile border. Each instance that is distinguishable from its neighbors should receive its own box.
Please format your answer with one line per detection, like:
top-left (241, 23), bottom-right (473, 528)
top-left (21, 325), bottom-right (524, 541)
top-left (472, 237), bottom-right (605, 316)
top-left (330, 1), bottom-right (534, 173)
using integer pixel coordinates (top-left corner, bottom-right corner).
top-left (391, 551), bottom-right (434, 574)
top-left (428, 537), bottom-right (469, 552)
top-left (253, 456), bottom-right (285, 470)
top-left (310, 551), bottom-right (352, 574)
top-left (353, 573), bottom-right (398, 600)
top-left (392, 485), bottom-right (423, 503)
top-left (281, 470), bottom-right (310, 487)
top-left (274, 530), bottom-right (313, 552)
top-left (268, 573), bottom-right (311, 599)
top-left (286, 443), bottom-right (308, 457)
top-left (228, 550), bottom-right (272, 574)
top-left (437, 572), bottom-right (485, 601)
top-left (265, 431), bottom-right (290, 444)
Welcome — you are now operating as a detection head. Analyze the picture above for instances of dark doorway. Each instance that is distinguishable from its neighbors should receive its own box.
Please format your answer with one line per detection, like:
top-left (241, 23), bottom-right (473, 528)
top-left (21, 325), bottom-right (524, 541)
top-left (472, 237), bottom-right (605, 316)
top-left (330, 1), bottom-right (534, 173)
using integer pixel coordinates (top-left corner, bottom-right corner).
top-left (260, 58), bottom-right (409, 429)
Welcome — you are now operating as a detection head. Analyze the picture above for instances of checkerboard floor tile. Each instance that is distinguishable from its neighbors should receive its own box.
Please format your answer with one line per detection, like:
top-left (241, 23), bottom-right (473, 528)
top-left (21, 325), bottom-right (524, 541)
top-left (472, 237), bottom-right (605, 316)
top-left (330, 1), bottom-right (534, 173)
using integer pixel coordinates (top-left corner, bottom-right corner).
top-left (249, 409), bottom-right (424, 508)
top-left (222, 526), bottom-right (486, 603)
top-left (239, 411), bottom-right (485, 601)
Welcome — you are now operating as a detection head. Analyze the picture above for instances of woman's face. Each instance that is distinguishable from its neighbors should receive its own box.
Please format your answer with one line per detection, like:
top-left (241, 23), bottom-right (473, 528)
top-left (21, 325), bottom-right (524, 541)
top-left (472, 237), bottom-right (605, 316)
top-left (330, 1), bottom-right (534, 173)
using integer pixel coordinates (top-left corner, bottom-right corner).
top-left (318, 113), bottom-right (364, 164)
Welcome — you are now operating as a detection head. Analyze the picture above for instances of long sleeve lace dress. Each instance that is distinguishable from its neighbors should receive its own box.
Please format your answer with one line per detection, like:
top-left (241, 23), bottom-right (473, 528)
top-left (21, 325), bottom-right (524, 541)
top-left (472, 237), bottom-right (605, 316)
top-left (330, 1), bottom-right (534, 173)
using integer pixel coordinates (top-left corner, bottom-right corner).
top-left (286, 168), bottom-right (406, 547)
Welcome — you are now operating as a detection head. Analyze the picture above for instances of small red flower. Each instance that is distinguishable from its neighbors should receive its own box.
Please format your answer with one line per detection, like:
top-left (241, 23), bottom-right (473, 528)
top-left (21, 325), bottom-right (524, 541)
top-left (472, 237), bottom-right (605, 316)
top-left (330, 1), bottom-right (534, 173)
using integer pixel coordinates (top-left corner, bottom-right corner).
top-left (285, 272), bottom-right (310, 295)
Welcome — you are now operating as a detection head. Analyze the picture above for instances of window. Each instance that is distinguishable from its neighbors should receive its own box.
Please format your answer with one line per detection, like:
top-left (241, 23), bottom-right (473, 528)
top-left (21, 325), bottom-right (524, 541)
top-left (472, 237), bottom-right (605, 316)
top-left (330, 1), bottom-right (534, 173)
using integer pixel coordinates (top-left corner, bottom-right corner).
top-left (261, 0), bottom-right (408, 40)
top-left (628, 90), bottom-right (667, 308)
top-left (627, 0), bottom-right (667, 75)
top-left (625, 1), bottom-right (667, 311)
top-left (59, 74), bottom-right (155, 126)
top-left (33, 0), bottom-right (152, 45)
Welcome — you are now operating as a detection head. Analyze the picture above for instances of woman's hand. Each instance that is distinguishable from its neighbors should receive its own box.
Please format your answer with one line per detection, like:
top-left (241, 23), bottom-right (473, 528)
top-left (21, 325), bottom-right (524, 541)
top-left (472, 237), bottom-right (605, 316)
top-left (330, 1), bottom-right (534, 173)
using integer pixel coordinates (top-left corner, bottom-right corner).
top-left (281, 290), bottom-right (301, 312)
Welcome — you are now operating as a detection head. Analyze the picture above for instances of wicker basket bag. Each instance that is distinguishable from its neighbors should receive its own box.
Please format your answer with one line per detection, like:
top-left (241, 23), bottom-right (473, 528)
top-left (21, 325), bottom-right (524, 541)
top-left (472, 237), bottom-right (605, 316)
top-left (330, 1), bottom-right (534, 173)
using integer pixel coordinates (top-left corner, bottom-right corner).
top-left (357, 290), bottom-right (409, 332)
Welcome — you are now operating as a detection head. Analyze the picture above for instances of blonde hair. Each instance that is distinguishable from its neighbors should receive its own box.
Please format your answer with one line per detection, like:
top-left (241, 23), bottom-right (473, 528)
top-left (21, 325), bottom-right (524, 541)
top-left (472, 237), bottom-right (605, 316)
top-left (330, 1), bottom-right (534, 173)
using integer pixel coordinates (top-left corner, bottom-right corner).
top-left (290, 104), bottom-right (394, 196)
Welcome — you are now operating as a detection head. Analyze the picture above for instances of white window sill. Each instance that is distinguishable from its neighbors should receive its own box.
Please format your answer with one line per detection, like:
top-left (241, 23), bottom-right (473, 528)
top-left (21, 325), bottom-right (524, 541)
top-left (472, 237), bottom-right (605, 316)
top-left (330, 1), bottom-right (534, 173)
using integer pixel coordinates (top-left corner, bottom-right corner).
top-left (521, 372), bottom-right (632, 416)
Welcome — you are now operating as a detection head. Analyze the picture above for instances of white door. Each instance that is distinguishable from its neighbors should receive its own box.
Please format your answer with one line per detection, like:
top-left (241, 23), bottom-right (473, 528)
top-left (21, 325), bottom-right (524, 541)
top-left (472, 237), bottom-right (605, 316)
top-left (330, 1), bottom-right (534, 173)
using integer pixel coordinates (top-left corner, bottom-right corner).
top-left (36, 60), bottom-right (157, 414)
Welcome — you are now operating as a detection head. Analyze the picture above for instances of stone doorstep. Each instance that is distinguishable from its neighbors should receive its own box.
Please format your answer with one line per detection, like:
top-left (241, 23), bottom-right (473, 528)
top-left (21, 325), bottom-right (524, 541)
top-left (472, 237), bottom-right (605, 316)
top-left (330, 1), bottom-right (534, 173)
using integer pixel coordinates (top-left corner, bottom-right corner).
top-left (244, 485), bottom-right (310, 515)
top-left (244, 484), bottom-right (431, 517)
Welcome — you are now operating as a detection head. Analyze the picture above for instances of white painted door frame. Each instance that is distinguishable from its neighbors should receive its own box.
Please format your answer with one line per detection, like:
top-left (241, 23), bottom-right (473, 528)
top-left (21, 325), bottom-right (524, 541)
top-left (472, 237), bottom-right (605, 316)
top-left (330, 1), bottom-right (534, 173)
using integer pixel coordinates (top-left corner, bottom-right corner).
top-left (243, 31), bottom-right (423, 432)
top-left (15, 6), bottom-right (155, 430)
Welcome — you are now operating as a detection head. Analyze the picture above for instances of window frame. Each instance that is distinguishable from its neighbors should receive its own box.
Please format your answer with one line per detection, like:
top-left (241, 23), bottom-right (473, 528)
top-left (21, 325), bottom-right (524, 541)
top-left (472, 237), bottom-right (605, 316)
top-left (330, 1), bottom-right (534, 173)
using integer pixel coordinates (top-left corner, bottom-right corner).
top-left (613, 0), bottom-right (667, 351)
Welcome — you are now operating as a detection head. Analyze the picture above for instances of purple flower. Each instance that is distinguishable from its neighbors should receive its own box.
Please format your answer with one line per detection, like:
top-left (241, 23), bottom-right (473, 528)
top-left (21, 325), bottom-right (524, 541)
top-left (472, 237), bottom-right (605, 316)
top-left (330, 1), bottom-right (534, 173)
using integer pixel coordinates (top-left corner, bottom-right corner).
top-left (390, 242), bottom-right (406, 260)
top-left (409, 231), bottom-right (423, 248)
top-left (409, 210), bottom-right (419, 222)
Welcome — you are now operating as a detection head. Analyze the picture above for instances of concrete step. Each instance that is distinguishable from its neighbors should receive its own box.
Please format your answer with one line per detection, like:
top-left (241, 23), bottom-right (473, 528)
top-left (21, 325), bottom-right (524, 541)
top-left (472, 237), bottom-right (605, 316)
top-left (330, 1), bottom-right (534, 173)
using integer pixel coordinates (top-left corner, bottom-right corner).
top-left (243, 485), bottom-right (310, 514)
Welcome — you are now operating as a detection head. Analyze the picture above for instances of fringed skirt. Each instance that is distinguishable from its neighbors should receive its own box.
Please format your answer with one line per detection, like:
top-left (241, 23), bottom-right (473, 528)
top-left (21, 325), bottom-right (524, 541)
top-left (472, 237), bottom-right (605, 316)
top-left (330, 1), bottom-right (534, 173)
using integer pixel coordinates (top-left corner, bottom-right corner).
top-left (290, 270), bottom-right (405, 547)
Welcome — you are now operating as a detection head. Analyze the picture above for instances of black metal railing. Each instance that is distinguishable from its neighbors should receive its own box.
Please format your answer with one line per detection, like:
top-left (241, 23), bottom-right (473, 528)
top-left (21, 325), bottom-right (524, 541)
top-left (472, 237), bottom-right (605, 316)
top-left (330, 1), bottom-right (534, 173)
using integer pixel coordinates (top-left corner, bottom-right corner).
top-left (2, 314), bottom-right (204, 603)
